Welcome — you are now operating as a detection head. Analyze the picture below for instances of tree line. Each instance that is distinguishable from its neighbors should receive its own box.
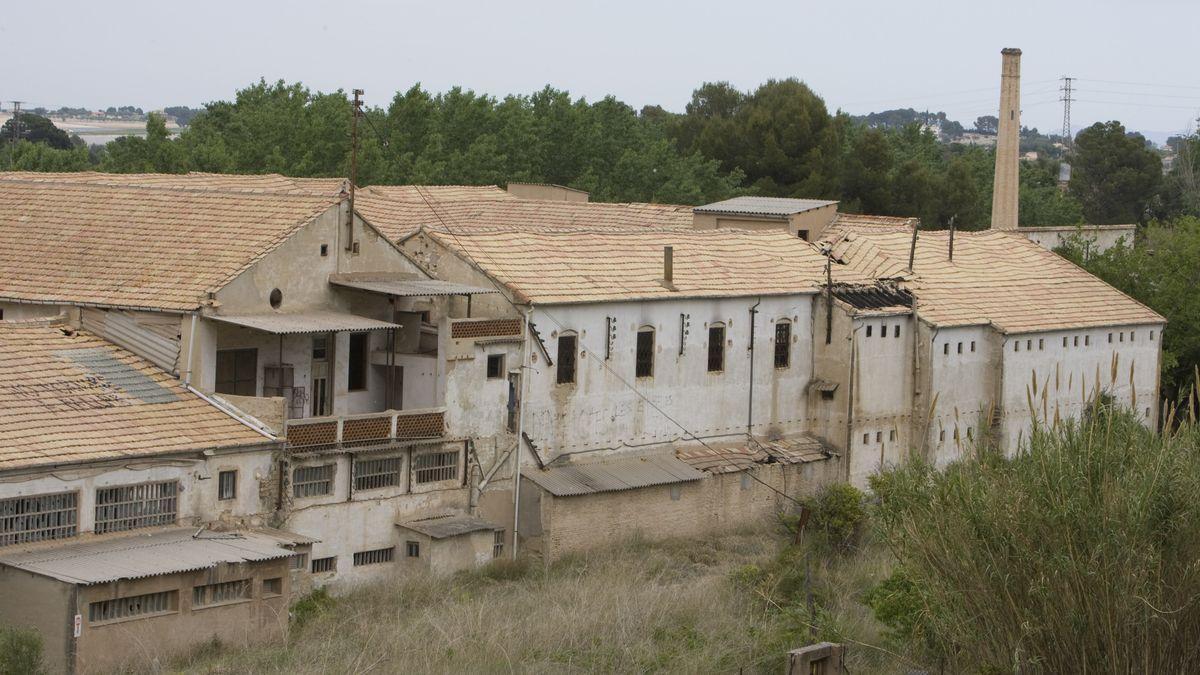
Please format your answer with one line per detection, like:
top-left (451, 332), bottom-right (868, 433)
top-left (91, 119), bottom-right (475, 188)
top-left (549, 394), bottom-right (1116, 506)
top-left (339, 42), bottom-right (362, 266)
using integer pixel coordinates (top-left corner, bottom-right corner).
top-left (1, 78), bottom-right (1194, 228)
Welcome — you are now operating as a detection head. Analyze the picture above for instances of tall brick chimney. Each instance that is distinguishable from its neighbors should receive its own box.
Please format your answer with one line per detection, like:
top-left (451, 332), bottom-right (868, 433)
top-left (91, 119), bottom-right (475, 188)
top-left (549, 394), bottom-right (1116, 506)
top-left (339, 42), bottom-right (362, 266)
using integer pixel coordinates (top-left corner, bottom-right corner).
top-left (991, 47), bottom-right (1021, 230)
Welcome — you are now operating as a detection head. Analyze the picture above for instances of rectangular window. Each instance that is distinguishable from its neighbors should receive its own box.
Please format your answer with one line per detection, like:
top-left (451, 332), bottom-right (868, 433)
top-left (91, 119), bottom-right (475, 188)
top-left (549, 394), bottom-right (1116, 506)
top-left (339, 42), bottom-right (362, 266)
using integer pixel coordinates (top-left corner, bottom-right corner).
top-left (493, 530), bottom-right (505, 558)
top-left (970, 341), bottom-right (976, 352)
top-left (312, 336), bottom-right (328, 360)
top-left (866, 325), bottom-right (872, 337)
top-left (943, 343), bottom-right (949, 355)
top-left (262, 578), bottom-right (283, 597)
top-left (312, 556), bottom-right (337, 573)
top-left (774, 322), bottom-right (791, 368)
top-left (1026, 339), bottom-right (1032, 351)
top-left (1084, 335), bottom-right (1090, 346)
top-left (406, 541), bottom-right (421, 558)
top-left (486, 354), bottom-right (505, 379)
top-left (293, 464), bottom-right (335, 498)
top-left (348, 332), bottom-right (368, 391)
top-left (957, 342), bottom-right (962, 354)
top-left (879, 324), bottom-right (887, 339)
top-left (556, 335), bottom-right (577, 384)
top-left (1108, 332), bottom-right (1113, 343)
top-left (289, 553), bottom-right (308, 571)
top-left (354, 547), bottom-right (395, 566)
top-left (707, 325), bottom-right (725, 372)
top-left (1039, 339), bottom-right (1045, 350)
top-left (635, 329), bottom-right (655, 378)
top-left (1063, 336), bottom-right (1069, 347)
top-left (1120, 332), bottom-right (1125, 342)
top-left (889, 429), bottom-right (896, 441)
top-left (217, 470), bottom-right (237, 501)
top-left (353, 456), bottom-right (402, 491)
top-left (1014, 341), bottom-right (1019, 352)
top-left (413, 451), bottom-right (458, 484)
top-left (89, 591), bottom-right (176, 624)
top-left (939, 429), bottom-right (946, 442)
top-left (1151, 330), bottom-right (1155, 341)
top-left (893, 325), bottom-right (900, 338)
top-left (94, 481), bottom-right (177, 534)
top-left (875, 431), bottom-right (882, 443)
top-left (1074, 336), bottom-right (1080, 347)
top-left (863, 433), bottom-right (870, 444)
top-left (0, 492), bottom-right (77, 547)
top-left (215, 348), bottom-right (257, 396)
top-left (192, 579), bottom-right (250, 608)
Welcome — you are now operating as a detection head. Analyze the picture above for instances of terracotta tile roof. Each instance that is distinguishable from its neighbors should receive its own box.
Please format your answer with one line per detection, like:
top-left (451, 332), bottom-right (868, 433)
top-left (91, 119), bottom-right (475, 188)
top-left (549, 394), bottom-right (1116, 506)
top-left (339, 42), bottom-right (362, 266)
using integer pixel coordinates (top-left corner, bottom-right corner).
top-left (675, 435), bottom-right (829, 474)
top-left (425, 227), bottom-right (872, 304)
top-left (357, 194), bottom-right (694, 242)
top-left (0, 180), bottom-right (338, 310)
top-left (0, 322), bottom-right (269, 473)
top-left (831, 212), bottom-right (918, 228)
top-left (359, 184), bottom-right (513, 202)
top-left (0, 171), bottom-right (347, 196)
top-left (823, 221), bottom-right (1164, 333)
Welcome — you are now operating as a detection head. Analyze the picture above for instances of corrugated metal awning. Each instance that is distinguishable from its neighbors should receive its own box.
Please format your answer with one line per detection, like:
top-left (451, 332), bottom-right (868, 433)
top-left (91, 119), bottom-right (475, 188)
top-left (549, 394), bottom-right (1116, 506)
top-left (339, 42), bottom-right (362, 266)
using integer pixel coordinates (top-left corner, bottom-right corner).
top-left (523, 454), bottom-right (704, 497)
top-left (210, 310), bottom-right (401, 334)
top-left (329, 274), bottom-right (498, 297)
top-left (397, 514), bottom-right (502, 539)
top-left (0, 528), bottom-right (313, 585)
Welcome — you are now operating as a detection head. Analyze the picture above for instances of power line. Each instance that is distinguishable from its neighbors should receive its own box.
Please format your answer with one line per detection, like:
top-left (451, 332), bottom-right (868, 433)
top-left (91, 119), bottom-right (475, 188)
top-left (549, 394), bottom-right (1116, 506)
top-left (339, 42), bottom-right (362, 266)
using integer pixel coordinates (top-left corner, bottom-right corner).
top-left (1077, 78), bottom-right (1200, 91)
top-left (1073, 99), bottom-right (1200, 111)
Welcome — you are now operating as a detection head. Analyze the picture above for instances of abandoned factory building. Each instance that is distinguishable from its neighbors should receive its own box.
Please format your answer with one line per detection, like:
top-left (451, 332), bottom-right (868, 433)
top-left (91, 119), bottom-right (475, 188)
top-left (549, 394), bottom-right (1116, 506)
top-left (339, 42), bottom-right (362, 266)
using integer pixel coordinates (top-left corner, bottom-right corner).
top-left (0, 171), bottom-right (1164, 669)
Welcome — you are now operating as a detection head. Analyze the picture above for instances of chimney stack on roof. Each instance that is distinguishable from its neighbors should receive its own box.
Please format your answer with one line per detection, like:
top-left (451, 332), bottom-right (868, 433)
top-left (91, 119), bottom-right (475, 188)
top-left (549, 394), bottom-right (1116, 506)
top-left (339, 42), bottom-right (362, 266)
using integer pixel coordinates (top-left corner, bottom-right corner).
top-left (663, 246), bottom-right (674, 285)
top-left (991, 47), bottom-right (1022, 230)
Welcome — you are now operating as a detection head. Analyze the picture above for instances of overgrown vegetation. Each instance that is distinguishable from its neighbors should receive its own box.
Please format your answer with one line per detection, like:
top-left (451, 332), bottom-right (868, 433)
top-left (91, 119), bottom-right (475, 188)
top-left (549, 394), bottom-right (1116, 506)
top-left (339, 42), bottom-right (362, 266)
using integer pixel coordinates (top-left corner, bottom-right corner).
top-left (0, 625), bottom-right (45, 675)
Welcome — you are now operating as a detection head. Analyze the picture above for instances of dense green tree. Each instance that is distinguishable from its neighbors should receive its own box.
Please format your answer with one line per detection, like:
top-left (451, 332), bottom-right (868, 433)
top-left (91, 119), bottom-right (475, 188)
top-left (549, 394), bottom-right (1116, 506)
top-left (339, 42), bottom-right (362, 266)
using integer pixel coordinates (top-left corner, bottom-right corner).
top-left (101, 113), bottom-right (185, 173)
top-left (0, 113), bottom-right (74, 150)
top-left (1, 139), bottom-right (93, 171)
top-left (973, 115), bottom-right (998, 134)
top-left (1019, 160), bottom-right (1084, 226)
top-left (1069, 121), bottom-right (1162, 224)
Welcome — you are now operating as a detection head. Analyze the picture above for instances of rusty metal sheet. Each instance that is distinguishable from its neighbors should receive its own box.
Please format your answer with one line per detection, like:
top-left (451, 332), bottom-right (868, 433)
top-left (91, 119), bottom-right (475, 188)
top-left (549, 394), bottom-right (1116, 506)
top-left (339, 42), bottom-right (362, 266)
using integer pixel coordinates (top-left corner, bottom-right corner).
top-left (210, 310), bottom-right (400, 335)
top-left (523, 454), bottom-right (704, 497)
top-left (398, 514), bottom-right (501, 540)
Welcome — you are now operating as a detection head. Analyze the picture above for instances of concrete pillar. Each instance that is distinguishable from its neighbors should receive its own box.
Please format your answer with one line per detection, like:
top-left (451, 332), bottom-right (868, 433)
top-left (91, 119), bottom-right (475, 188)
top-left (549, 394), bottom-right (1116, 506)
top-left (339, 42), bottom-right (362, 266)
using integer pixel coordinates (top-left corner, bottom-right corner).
top-left (991, 47), bottom-right (1021, 230)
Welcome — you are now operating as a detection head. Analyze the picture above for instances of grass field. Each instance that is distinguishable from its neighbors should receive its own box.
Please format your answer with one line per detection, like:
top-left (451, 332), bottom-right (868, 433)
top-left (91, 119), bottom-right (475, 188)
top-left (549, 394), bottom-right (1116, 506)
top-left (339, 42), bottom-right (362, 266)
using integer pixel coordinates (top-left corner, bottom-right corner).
top-left (157, 523), bottom-right (910, 674)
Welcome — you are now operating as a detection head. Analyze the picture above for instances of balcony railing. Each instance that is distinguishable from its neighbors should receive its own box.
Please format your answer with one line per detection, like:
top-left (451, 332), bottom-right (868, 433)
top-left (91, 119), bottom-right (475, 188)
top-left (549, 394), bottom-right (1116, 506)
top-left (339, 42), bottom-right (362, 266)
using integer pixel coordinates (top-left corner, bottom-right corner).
top-left (284, 408), bottom-right (446, 452)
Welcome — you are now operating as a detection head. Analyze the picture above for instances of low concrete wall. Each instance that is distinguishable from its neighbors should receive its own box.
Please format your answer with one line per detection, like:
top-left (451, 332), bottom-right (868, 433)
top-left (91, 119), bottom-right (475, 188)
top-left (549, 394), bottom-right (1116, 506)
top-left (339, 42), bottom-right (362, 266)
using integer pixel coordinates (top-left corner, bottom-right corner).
top-left (1018, 224), bottom-right (1135, 255)
top-left (219, 394), bottom-right (286, 434)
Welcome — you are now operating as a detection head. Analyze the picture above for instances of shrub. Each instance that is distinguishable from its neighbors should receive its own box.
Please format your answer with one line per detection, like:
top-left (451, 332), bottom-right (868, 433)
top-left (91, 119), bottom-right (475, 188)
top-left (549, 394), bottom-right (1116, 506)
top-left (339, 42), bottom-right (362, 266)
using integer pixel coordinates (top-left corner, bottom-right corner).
top-left (289, 587), bottom-right (335, 630)
top-left (0, 625), bottom-right (44, 675)
top-left (872, 410), bottom-right (1200, 672)
top-left (800, 482), bottom-right (867, 552)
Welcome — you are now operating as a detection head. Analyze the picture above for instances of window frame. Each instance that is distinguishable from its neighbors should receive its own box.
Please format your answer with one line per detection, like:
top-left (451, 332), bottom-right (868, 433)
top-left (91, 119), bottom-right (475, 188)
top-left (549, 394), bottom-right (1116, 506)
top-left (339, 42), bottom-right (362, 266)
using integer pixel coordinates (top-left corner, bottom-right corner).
top-left (0, 491), bottom-right (78, 547)
top-left (486, 353), bottom-right (505, 380)
top-left (217, 470), bottom-right (237, 501)
top-left (94, 481), bottom-right (178, 534)
top-left (88, 590), bottom-right (177, 625)
top-left (635, 328), bottom-right (655, 378)
top-left (413, 451), bottom-right (459, 484)
top-left (353, 456), bottom-right (402, 492)
top-left (348, 332), bottom-right (369, 392)
top-left (353, 546), bottom-right (396, 566)
top-left (215, 348), bottom-right (257, 396)
top-left (292, 464), bottom-right (335, 498)
top-left (556, 334), bottom-right (577, 385)
top-left (707, 324), bottom-right (725, 373)
top-left (774, 321), bottom-right (791, 369)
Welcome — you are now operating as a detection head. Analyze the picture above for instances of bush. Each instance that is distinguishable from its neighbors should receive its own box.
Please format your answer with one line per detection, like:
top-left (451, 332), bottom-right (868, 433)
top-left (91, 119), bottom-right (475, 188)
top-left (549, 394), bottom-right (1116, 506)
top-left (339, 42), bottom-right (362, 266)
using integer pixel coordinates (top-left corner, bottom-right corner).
top-left (0, 625), bottom-right (44, 675)
top-left (289, 587), bottom-right (335, 630)
top-left (871, 411), bottom-right (1200, 672)
top-left (799, 483), bottom-right (867, 552)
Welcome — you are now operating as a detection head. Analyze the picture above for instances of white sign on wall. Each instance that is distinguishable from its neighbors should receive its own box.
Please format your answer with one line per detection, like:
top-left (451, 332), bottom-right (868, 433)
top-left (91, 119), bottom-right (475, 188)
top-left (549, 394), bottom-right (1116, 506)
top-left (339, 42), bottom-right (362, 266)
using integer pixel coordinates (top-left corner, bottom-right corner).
top-left (73, 614), bottom-right (81, 638)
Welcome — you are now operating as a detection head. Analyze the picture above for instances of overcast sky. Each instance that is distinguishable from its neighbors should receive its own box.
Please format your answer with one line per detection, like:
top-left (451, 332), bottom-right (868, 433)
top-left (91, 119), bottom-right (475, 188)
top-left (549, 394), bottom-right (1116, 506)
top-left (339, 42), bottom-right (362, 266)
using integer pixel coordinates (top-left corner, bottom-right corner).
top-left (5, 0), bottom-right (1198, 140)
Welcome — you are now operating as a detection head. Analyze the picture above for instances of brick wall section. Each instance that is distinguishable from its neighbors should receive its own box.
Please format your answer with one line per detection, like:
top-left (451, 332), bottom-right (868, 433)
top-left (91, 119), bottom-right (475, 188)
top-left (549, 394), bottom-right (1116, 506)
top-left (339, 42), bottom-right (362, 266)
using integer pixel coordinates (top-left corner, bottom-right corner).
top-left (533, 459), bottom-right (841, 561)
top-left (450, 319), bottom-right (522, 339)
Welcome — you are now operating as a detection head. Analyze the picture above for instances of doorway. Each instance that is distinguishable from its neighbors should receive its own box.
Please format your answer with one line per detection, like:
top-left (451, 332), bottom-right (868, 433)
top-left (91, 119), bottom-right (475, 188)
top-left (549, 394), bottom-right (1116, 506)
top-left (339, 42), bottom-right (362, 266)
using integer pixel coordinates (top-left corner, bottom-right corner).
top-left (310, 334), bottom-right (332, 417)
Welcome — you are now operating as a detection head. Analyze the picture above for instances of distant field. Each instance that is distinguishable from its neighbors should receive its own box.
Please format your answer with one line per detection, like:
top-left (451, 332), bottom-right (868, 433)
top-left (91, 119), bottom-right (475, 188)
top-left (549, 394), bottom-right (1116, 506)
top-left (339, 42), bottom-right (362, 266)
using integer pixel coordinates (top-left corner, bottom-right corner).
top-left (151, 526), bottom-right (905, 674)
top-left (0, 114), bottom-right (180, 145)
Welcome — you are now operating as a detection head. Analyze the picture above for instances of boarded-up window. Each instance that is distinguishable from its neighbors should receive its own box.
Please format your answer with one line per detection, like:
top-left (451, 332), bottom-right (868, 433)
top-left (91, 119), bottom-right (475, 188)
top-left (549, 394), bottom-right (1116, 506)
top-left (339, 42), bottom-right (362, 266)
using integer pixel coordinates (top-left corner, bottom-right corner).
top-left (354, 546), bottom-right (395, 566)
top-left (192, 579), bottom-right (250, 607)
top-left (348, 333), bottom-right (369, 391)
top-left (94, 481), bottom-right (177, 534)
top-left (215, 348), bottom-right (257, 396)
top-left (556, 335), bottom-right (577, 384)
top-left (413, 451), bottom-right (458, 484)
top-left (89, 591), bottom-right (176, 624)
top-left (0, 492), bottom-right (77, 547)
top-left (774, 322), bottom-right (791, 368)
top-left (354, 456), bottom-right (402, 491)
top-left (707, 325), bottom-right (725, 372)
top-left (293, 464), bottom-right (335, 498)
top-left (635, 329), bottom-right (655, 378)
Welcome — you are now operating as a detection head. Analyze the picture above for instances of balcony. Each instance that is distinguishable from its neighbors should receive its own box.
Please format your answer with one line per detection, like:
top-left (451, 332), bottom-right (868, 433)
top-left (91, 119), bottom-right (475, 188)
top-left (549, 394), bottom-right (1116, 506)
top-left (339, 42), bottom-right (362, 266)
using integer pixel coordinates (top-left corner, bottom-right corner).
top-left (284, 408), bottom-right (446, 453)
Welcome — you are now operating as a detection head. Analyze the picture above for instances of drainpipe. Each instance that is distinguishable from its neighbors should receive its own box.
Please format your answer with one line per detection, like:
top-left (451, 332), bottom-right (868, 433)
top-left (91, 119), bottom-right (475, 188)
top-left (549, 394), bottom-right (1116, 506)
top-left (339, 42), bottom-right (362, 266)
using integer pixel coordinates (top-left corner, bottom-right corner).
top-left (845, 325), bottom-right (859, 483)
top-left (511, 304), bottom-right (532, 559)
top-left (747, 298), bottom-right (760, 436)
top-left (184, 312), bottom-right (198, 385)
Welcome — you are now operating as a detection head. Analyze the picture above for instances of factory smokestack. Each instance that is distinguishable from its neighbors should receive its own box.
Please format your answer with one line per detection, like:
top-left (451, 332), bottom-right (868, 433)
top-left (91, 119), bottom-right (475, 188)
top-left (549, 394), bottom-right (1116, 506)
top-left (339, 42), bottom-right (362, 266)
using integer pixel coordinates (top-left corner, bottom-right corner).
top-left (991, 47), bottom-right (1021, 230)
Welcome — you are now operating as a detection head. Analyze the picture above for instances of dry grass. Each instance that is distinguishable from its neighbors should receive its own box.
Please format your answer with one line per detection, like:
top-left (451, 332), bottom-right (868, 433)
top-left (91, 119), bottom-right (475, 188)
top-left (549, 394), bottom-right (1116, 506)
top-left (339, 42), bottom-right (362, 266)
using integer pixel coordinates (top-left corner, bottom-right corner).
top-left (166, 525), bottom-right (883, 674)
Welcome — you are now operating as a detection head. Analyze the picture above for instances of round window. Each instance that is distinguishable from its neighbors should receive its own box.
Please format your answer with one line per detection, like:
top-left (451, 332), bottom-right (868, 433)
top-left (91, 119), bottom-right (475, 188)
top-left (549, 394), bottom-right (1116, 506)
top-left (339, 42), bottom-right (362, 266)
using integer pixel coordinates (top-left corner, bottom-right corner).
top-left (269, 288), bottom-right (283, 309)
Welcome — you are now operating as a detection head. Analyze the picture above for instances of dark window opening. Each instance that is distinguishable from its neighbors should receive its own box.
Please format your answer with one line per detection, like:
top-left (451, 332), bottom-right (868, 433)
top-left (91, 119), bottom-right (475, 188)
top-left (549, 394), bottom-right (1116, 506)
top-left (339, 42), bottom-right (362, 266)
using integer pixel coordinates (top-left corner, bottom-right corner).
top-left (707, 325), bottom-right (725, 372)
top-left (943, 343), bottom-right (949, 355)
top-left (866, 325), bottom-right (872, 338)
top-left (406, 541), bottom-right (420, 558)
top-left (486, 354), bottom-right (505, 379)
top-left (893, 325), bottom-right (900, 338)
top-left (957, 342), bottom-right (963, 354)
top-left (636, 329), bottom-right (655, 378)
top-left (217, 471), bottom-right (236, 501)
top-left (797, 230), bottom-right (810, 241)
top-left (879, 324), bottom-right (887, 339)
top-left (971, 341), bottom-right (976, 352)
top-left (319, 244), bottom-right (328, 257)
top-left (348, 332), bottom-right (368, 391)
top-left (269, 288), bottom-right (282, 310)
top-left (774, 322), bottom-right (791, 368)
top-left (215, 348), bottom-right (257, 396)
top-left (311, 556), bottom-right (336, 573)
top-left (556, 335), bottom-right (577, 384)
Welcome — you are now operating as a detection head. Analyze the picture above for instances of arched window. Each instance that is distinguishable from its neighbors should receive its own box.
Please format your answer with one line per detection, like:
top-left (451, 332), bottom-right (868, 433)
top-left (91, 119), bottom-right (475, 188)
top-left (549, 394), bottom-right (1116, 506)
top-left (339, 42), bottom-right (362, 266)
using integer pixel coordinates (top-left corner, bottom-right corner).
top-left (774, 320), bottom-right (791, 368)
top-left (556, 332), bottom-right (578, 384)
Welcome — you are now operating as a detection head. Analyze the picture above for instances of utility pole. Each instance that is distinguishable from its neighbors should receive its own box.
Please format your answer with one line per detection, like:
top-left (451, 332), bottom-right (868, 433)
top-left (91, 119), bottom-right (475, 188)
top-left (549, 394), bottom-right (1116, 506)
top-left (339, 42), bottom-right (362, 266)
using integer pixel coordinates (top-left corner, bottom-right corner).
top-left (1059, 77), bottom-right (1075, 155)
top-left (345, 89), bottom-right (363, 251)
top-left (9, 101), bottom-right (23, 153)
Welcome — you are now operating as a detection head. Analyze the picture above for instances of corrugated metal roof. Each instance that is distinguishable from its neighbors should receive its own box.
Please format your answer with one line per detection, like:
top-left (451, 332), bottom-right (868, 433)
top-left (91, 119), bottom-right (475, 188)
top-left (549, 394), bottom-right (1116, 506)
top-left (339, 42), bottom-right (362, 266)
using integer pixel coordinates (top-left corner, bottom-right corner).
top-left (210, 310), bottom-right (401, 335)
top-left (675, 435), bottom-right (831, 475)
top-left (0, 528), bottom-right (312, 585)
top-left (397, 514), bottom-right (501, 539)
top-left (330, 277), bottom-right (499, 297)
top-left (694, 196), bottom-right (838, 217)
top-left (524, 454), bottom-right (704, 497)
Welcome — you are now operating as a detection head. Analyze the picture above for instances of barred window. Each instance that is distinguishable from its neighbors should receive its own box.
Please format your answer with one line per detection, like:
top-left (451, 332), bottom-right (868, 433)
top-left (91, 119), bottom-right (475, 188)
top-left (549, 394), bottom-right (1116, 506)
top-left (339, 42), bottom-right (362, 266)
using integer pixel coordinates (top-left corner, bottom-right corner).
top-left (293, 464), bottom-right (334, 498)
top-left (707, 325), bottom-right (725, 372)
top-left (406, 540), bottom-right (420, 558)
top-left (493, 530), bottom-right (505, 559)
top-left (217, 470), bottom-right (237, 501)
top-left (311, 556), bottom-right (337, 573)
top-left (353, 457), bottom-right (402, 491)
top-left (635, 328), bottom-right (655, 378)
top-left (192, 579), bottom-right (250, 608)
top-left (89, 590), bottom-right (177, 624)
top-left (353, 546), bottom-right (395, 566)
top-left (556, 334), bottom-right (577, 384)
top-left (94, 481), bottom-right (177, 534)
top-left (289, 553), bottom-right (308, 571)
top-left (413, 451), bottom-right (458, 484)
top-left (774, 322), bottom-right (791, 368)
top-left (1, 492), bottom-right (77, 547)
top-left (262, 578), bottom-right (283, 596)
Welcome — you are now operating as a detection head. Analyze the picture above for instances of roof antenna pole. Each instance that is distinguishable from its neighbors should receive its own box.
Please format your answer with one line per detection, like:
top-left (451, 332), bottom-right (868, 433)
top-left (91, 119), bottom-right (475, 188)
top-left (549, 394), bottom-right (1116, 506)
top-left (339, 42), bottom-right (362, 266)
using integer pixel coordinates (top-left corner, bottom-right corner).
top-left (345, 88), bottom-right (363, 252)
top-left (907, 219), bottom-right (920, 273)
top-left (948, 215), bottom-right (956, 261)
